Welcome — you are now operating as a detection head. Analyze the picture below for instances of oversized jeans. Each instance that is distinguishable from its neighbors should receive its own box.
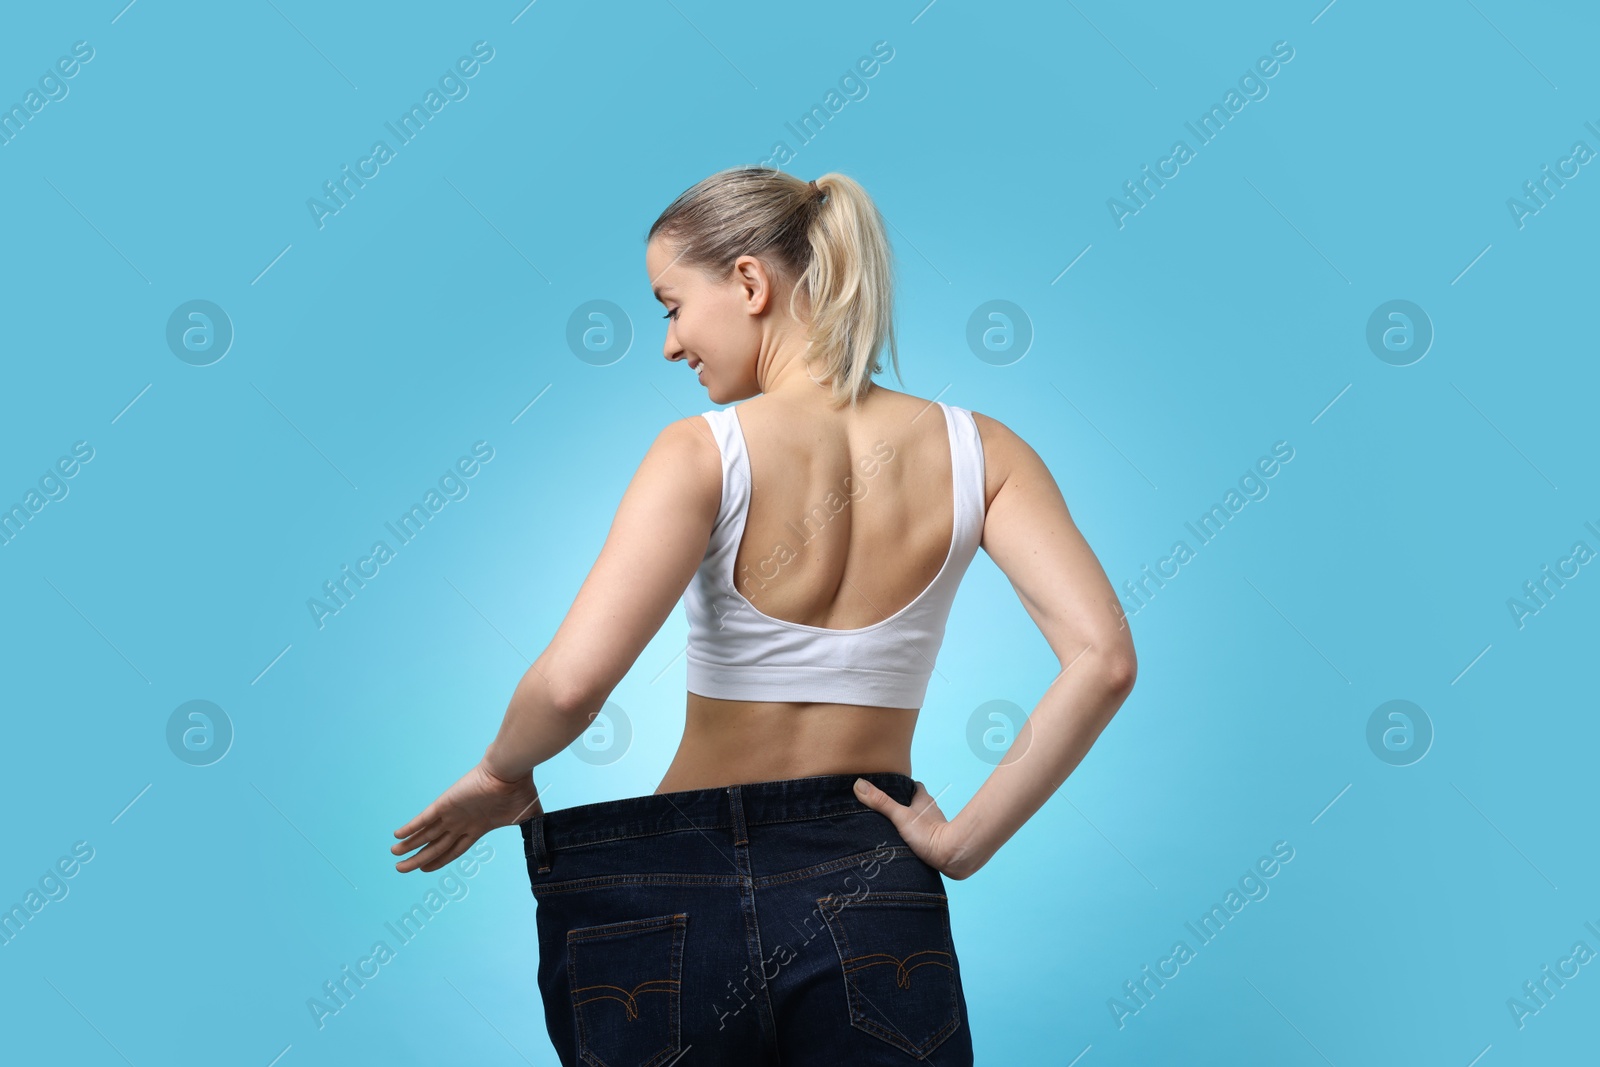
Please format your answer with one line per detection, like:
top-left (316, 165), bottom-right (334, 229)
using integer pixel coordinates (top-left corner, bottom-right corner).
top-left (519, 771), bottom-right (975, 1065)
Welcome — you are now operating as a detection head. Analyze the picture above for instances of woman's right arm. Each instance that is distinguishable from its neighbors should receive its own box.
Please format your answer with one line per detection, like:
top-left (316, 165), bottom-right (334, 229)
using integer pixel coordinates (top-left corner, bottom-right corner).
top-left (941, 412), bottom-right (1137, 880)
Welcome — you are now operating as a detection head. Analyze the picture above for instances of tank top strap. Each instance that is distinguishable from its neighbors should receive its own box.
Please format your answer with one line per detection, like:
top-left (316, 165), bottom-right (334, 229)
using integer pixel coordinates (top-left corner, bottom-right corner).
top-left (943, 403), bottom-right (987, 552)
top-left (699, 406), bottom-right (751, 547)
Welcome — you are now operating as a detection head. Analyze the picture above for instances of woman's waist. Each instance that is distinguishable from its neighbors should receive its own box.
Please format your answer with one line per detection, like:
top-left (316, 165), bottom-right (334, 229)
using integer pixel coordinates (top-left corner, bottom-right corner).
top-left (662, 700), bottom-right (915, 789)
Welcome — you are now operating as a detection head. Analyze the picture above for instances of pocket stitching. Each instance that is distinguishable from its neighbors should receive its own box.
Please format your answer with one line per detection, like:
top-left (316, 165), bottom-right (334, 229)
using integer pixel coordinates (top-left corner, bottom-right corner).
top-left (568, 912), bottom-right (686, 1067)
top-left (820, 895), bottom-right (961, 1058)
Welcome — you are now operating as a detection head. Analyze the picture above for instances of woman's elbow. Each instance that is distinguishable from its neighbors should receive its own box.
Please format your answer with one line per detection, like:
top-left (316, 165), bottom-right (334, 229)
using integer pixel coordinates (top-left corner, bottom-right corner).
top-left (1098, 641), bottom-right (1138, 694)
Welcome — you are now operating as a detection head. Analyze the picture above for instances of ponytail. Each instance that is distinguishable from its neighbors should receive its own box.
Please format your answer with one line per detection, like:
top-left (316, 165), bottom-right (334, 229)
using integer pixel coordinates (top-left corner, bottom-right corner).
top-left (645, 165), bottom-right (900, 409)
top-left (800, 173), bottom-right (900, 409)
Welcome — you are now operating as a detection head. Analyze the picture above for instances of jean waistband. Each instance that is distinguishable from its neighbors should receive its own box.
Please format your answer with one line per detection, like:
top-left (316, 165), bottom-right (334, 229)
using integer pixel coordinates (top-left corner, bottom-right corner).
top-left (519, 772), bottom-right (915, 861)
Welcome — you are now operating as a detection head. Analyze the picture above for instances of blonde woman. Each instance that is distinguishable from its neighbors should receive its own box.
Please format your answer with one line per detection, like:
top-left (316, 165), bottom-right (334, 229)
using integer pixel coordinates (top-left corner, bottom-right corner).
top-left (392, 166), bottom-right (1136, 1064)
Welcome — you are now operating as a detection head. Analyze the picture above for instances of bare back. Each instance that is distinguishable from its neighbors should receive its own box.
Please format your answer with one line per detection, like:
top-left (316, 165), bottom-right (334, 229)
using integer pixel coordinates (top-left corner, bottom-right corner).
top-left (656, 386), bottom-right (1003, 792)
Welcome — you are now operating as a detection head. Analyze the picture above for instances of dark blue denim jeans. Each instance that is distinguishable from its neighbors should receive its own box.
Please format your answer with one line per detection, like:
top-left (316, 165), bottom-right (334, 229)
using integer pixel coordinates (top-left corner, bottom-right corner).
top-left (519, 771), bottom-right (974, 1065)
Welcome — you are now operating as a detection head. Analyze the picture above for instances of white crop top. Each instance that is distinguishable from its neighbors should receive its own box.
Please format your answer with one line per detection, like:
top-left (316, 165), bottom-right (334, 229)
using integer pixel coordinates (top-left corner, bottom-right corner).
top-left (683, 400), bottom-right (986, 708)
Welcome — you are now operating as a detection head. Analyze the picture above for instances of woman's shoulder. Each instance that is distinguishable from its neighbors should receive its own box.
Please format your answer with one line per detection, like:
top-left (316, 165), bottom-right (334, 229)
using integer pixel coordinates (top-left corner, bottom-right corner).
top-left (948, 407), bottom-right (1039, 513)
top-left (646, 413), bottom-right (725, 502)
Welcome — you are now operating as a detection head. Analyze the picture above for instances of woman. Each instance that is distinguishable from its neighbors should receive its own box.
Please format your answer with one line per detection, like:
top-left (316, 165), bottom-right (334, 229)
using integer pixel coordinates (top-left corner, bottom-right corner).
top-left (392, 166), bottom-right (1137, 1064)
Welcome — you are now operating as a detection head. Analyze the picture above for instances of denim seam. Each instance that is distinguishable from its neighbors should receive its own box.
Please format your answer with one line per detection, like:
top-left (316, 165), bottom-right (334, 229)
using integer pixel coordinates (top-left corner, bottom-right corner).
top-left (534, 873), bottom-right (744, 897)
top-left (755, 846), bottom-right (918, 889)
top-left (567, 912), bottom-right (689, 942)
top-left (548, 822), bottom-right (736, 853)
top-left (816, 890), bottom-right (950, 906)
top-left (727, 784), bottom-right (783, 1059)
top-left (745, 806), bottom-right (897, 830)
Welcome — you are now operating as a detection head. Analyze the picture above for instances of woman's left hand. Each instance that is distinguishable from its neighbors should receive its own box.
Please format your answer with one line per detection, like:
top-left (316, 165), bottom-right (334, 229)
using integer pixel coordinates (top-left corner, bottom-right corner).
top-left (392, 759), bottom-right (544, 873)
top-left (852, 778), bottom-right (973, 880)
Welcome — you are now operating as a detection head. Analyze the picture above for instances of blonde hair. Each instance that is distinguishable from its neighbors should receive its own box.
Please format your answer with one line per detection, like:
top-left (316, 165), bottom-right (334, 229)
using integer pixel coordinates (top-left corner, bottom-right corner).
top-left (646, 165), bottom-right (900, 409)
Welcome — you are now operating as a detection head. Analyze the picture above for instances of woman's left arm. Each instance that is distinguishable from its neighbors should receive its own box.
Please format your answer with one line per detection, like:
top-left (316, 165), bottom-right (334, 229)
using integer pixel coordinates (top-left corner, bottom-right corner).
top-left (391, 415), bottom-right (722, 873)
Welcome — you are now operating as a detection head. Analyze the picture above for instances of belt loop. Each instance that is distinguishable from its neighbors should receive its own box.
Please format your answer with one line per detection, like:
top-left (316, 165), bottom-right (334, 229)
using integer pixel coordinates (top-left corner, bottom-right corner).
top-left (728, 785), bottom-right (748, 847)
top-left (522, 814), bottom-right (551, 874)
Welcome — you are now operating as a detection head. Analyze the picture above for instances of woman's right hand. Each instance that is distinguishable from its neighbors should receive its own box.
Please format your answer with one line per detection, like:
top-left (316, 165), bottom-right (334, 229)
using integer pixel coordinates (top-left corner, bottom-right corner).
top-left (392, 760), bottom-right (545, 874)
top-left (852, 778), bottom-right (975, 880)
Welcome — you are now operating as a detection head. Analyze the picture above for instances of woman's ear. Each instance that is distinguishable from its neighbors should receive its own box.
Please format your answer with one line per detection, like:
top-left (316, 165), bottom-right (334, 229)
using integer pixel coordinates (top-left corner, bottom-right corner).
top-left (732, 254), bottom-right (774, 315)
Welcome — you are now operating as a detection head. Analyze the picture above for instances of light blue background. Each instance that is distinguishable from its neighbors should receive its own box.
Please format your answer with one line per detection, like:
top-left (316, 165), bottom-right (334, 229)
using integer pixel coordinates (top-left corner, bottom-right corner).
top-left (2, 1), bottom-right (1596, 1063)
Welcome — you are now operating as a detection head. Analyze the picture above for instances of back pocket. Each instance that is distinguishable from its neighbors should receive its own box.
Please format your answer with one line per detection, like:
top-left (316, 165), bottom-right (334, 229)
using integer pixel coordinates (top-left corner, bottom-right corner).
top-left (567, 912), bottom-right (686, 1067)
top-left (820, 890), bottom-right (961, 1058)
